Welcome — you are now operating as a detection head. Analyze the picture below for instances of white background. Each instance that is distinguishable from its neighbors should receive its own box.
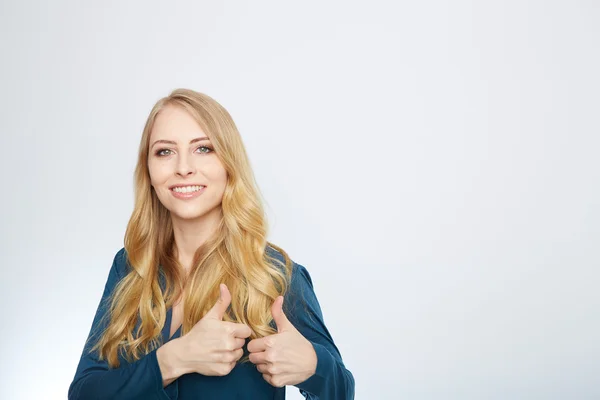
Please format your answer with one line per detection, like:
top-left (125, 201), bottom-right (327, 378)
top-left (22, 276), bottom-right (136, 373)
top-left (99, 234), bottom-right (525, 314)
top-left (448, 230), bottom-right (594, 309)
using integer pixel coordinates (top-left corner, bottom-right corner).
top-left (1, 1), bottom-right (599, 399)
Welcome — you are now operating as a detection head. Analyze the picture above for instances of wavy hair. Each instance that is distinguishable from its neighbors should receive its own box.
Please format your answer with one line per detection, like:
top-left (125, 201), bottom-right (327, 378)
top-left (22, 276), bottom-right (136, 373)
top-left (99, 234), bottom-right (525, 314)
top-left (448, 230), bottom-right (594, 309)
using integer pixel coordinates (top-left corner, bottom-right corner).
top-left (90, 89), bottom-right (293, 368)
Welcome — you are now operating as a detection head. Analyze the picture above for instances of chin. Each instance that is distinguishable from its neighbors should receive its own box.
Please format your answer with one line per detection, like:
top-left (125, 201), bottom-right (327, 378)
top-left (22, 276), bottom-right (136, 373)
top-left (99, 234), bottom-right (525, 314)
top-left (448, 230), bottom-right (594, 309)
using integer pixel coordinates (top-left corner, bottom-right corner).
top-left (173, 210), bottom-right (209, 221)
top-left (172, 204), bottom-right (219, 220)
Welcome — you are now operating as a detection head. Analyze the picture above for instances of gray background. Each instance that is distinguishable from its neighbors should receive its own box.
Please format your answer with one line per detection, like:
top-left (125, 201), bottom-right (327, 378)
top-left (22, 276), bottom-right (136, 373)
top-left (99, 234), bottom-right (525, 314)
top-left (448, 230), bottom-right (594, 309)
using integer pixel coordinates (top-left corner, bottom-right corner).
top-left (1, 1), bottom-right (599, 399)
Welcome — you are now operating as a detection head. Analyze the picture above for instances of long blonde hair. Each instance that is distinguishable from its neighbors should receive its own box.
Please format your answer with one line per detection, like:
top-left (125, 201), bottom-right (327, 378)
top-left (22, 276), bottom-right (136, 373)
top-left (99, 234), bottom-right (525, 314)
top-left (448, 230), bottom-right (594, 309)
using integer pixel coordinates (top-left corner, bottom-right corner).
top-left (90, 89), bottom-right (293, 368)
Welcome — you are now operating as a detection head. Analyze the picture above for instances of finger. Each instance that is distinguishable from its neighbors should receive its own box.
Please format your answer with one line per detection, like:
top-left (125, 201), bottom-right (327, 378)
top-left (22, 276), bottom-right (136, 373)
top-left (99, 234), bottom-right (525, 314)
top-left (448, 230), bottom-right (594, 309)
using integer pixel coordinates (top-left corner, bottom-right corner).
top-left (233, 347), bottom-right (244, 361)
top-left (262, 373), bottom-right (284, 388)
top-left (262, 373), bottom-right (272, 385)
top-left (271, 296), bottom-right (292, 333)
top-left (222, 337), bottom-right (246, 352)
top-left (249, 351), bottom-right (268, 364)
top-left (222, 321), bottom-right (253, 338)
top-left (204, 284), bottom-right (231, 320)
top-left (256, 363), bottom-right (270, 374)
top-left (247, 337), bottom-right (268, 353)
top-left (233, 337), bottom-right (246, 350)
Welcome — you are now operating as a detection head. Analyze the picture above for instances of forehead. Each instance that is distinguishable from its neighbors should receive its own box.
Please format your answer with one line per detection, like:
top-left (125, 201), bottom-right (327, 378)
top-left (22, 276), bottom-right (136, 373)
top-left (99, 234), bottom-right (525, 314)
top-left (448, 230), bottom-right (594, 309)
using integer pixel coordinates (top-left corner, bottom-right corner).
top-left (150, 104), bottom-right (208, 142)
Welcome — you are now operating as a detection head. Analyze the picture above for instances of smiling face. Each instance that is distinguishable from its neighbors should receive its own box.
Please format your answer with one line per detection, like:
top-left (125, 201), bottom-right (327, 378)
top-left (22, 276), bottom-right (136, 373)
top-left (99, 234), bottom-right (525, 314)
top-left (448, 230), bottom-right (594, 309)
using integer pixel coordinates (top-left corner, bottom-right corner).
top-left (147, 104), bottom-right (228, 226)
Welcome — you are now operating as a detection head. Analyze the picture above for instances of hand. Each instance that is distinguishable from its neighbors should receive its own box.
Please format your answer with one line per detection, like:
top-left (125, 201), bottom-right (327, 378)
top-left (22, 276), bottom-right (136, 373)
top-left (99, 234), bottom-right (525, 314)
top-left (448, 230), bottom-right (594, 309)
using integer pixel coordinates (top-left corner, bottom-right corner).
top-left (175, 283), bottom-right (253, 376)
top-left (247, 296), bottom-right (317, 387)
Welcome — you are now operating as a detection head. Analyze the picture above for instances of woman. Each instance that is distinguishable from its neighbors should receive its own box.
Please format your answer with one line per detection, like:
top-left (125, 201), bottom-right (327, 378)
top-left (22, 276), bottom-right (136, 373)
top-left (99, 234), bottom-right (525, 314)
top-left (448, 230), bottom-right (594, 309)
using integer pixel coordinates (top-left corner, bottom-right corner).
top-left (68, 89), bottom-right (355, 399)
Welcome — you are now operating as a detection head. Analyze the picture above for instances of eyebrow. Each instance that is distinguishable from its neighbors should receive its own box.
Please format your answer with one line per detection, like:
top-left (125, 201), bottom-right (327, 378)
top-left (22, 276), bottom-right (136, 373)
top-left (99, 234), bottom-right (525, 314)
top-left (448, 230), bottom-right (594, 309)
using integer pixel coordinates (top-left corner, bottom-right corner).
top-left (151, 137), bottom-right (210, 149)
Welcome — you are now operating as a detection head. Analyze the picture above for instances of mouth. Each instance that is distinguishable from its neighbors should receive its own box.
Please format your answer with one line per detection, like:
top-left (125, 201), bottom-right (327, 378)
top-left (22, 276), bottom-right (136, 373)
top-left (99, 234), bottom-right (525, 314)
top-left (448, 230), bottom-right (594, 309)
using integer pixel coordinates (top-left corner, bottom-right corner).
top-left (170, 185), bottom-right (206, 193)
top-left (170, 185), bottom-right (206, 199)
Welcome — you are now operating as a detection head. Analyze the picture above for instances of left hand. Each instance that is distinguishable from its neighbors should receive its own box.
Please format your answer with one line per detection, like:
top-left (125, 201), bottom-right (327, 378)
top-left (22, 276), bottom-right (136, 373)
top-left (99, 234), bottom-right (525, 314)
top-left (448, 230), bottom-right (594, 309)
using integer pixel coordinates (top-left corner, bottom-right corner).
top-left (247, 295), bottom-right (318, 387)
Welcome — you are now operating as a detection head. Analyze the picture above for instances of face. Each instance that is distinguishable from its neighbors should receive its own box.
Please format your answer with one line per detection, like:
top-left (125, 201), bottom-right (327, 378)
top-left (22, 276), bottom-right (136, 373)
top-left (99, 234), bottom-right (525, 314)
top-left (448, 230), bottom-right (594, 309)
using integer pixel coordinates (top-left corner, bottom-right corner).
top-left (147, 105), bottom-right (227, 225)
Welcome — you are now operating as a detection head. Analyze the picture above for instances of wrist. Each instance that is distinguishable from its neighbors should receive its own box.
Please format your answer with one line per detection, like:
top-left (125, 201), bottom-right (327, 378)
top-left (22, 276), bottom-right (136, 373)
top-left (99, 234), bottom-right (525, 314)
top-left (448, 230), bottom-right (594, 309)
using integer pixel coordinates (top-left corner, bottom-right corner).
top-left (157, 338), bottom-right (188, 381)
top-left (306, 339), bottom-right (318, 377)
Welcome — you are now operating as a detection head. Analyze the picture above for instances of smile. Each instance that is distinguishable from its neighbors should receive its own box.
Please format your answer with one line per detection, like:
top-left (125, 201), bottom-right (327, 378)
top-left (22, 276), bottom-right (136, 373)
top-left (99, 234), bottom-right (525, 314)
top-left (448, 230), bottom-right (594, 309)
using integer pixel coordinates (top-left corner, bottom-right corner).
top-left (171, 185), bottom-right (205, 193)
top-left (170, 185), bottom-right (206, 199)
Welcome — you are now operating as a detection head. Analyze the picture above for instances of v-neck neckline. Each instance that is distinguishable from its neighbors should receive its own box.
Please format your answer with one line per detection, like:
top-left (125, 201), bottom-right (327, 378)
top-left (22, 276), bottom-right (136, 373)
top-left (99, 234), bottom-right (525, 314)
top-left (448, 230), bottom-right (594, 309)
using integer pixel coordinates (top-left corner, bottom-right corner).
top-left (164, 307), bottom-right (182, 342)
top-left (158, 266), bottom-right (183, 341)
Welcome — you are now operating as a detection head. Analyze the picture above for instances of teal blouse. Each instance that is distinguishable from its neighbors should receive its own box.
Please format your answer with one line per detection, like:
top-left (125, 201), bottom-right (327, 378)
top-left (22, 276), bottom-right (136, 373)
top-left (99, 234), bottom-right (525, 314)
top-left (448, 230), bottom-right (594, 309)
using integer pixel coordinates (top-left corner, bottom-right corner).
top-left (68, 246), bottom-right (355, 399)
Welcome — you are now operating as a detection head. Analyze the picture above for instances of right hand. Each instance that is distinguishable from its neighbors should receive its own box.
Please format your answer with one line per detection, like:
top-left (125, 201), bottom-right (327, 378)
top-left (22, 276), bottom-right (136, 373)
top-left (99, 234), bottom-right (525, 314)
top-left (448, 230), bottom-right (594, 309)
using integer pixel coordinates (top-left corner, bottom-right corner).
top-left (176, 283), bottom-right (253, 376)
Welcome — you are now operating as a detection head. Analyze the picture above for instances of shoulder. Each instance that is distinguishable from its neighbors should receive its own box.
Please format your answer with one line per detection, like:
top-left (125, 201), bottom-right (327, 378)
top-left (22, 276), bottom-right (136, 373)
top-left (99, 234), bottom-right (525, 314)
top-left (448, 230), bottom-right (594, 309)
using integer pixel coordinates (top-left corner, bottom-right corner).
top-left (110, 247), bottom-right (129, 280)
top-left (264, 245), bottom-right (320, 327)
top-left (265, 244), bottom-right (315, 292)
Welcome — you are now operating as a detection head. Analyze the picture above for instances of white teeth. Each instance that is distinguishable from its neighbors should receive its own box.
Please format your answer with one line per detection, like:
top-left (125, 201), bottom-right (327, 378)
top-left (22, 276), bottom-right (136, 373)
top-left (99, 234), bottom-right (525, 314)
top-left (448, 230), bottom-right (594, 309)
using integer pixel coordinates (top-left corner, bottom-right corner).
top-left (172, 185), bottom-right (205, 193)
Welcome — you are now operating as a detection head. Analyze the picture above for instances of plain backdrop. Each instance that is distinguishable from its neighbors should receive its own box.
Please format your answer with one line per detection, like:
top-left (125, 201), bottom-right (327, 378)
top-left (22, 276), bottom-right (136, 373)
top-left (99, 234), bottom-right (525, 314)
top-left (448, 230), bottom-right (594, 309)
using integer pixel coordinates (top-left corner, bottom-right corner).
top-left (1, 1), bottom-right (599, 399)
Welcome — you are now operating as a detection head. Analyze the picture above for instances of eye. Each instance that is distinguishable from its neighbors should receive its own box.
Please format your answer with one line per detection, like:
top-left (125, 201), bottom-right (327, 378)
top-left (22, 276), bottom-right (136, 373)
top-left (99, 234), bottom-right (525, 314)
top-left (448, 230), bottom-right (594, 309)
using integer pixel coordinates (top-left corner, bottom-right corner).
top-left (196, 145), bottom-right (213, 154)
top-left (154, 146), bottom-right (213, 157)
top-left (155, 148), bottom-right (172, 157)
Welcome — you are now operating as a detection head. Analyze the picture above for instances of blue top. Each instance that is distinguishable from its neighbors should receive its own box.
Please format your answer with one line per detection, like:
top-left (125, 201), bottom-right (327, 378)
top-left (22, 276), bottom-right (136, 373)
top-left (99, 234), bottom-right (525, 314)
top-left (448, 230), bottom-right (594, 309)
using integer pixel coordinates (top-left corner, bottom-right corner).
top-left (68, 246), bottom-right (355, 399)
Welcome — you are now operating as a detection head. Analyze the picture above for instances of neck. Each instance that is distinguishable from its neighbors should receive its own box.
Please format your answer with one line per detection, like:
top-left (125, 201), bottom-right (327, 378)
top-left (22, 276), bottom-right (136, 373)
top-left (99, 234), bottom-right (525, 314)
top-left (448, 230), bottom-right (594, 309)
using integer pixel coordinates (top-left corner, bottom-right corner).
top-left (170, 205), bottom-right (222, 272)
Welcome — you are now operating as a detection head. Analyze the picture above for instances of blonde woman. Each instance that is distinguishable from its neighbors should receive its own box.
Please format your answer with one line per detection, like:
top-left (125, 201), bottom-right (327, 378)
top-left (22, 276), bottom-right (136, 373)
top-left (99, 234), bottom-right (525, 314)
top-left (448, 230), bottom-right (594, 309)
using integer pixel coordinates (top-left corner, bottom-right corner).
top-left (68, 89), bottom-right (355, 399)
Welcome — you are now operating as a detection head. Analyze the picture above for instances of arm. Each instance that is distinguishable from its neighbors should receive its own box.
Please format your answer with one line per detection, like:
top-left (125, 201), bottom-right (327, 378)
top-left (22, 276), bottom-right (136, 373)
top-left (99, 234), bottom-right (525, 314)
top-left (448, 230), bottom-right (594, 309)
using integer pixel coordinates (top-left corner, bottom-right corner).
top-left (68, 248), bottom-right (179, 400)
top-left (286, 263), bottom-right (355, 400)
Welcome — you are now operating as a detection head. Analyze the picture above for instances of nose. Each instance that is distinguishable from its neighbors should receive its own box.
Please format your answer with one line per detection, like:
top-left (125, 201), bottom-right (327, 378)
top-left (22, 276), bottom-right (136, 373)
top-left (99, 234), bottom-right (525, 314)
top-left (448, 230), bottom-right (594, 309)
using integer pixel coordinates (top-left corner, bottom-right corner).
top-left (175, 152), bottom-right (195, 177)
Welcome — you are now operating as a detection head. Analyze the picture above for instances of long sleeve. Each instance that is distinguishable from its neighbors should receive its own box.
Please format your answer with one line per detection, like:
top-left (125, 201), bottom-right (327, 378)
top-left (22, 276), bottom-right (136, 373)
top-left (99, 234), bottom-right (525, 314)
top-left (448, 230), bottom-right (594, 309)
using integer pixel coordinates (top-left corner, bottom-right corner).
top-left (68, 248), bottom-right (178, 400)
top-left (286, 262), bottom-right (355, 400)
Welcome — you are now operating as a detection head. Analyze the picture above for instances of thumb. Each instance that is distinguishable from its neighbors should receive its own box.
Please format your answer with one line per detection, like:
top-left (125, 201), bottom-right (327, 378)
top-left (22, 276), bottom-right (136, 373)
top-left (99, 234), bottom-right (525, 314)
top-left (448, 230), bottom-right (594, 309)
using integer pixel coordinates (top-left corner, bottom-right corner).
top-left (205, 283), bottom-right (231, 320)
top-left (272, 296), bottom-right (292, 332)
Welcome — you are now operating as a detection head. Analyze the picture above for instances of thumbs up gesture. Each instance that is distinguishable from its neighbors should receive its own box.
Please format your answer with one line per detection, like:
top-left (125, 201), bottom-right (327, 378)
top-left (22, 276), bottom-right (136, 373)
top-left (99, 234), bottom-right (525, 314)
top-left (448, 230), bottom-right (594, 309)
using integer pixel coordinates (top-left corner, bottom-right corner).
top-left (174, 284), bottom-right (253, 377)
top-left (247, 296), bottom-right (318, 387)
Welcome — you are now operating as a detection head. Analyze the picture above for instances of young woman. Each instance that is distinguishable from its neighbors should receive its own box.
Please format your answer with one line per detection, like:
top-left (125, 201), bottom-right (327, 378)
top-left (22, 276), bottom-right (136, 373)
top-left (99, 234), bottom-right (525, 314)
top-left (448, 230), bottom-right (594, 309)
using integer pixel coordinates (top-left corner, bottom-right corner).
top-left (68, 89), bottom-right (355, 399)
